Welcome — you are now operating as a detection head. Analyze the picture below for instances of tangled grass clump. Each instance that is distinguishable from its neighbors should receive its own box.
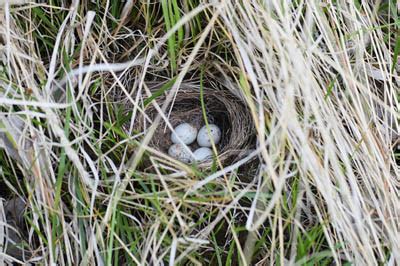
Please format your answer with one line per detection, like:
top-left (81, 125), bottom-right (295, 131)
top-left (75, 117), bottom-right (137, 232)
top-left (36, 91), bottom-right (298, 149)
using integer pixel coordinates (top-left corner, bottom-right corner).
top-left (0, 0), bottom-right (399, 265)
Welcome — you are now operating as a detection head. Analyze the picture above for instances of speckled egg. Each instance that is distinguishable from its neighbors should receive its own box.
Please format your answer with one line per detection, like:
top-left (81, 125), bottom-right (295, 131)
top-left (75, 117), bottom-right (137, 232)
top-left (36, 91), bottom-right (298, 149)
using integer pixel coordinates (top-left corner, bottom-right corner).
top-left (171, 123), bottom-right (197, 145)
top-left (197, 124), bottom-right (221, 147)
top-left (193, 147), bottom-right (213, 162)
top-left (168, 143), bottom-right (193, 163)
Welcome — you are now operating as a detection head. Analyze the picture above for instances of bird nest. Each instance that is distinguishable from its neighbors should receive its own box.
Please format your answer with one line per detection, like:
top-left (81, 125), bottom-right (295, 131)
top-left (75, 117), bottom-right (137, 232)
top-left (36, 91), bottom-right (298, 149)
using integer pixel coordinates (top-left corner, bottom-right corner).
top-left (134, 82), bottom-right (255, 168)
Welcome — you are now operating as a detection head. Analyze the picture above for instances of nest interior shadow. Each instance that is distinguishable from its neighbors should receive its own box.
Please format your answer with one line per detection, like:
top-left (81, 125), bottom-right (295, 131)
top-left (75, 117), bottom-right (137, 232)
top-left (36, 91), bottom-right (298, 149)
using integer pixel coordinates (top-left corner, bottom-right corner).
top-left (135, 83), bottom-right (255, 168)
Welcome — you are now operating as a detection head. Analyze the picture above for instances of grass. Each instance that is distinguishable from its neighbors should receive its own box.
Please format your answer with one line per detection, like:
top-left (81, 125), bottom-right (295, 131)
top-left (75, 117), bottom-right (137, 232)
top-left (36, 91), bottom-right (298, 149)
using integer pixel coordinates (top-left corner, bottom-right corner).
top-left (0, 0), bottom-right (399, 265)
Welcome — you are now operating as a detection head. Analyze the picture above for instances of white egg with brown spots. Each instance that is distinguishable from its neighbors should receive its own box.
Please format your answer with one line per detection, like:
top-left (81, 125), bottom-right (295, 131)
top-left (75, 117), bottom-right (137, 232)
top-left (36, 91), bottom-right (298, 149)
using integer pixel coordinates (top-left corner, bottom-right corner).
top-left (168, 143), bottom-right (193, 163)
top-left (197, 124), bottom-right (221, 147)
top-left (171, 123), bottom-right (197, 145)
top-left (193, 147), bottom-right (213, 162)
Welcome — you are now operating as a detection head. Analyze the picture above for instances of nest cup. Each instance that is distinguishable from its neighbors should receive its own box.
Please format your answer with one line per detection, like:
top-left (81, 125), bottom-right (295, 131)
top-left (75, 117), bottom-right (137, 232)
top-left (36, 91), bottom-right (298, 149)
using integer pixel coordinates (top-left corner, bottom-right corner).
top-left (136, 83), bottom-right (254, 168)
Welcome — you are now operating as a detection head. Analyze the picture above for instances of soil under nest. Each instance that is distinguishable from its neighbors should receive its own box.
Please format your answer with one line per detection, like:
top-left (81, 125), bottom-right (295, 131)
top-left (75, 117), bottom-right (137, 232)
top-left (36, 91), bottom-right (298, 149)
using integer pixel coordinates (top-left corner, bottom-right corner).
top-left (134, 82), bottom-right (255, 167)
